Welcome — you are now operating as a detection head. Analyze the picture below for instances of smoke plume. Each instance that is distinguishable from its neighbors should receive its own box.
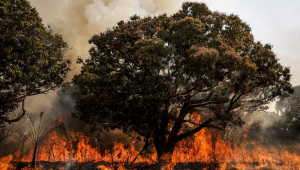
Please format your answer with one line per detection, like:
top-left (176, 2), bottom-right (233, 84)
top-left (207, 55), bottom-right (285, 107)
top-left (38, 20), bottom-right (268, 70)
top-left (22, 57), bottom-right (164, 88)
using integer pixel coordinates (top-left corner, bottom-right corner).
top-left (29, 0), bottom-right (185, 76)
top-left (22, 0), bottom-right (185, 116)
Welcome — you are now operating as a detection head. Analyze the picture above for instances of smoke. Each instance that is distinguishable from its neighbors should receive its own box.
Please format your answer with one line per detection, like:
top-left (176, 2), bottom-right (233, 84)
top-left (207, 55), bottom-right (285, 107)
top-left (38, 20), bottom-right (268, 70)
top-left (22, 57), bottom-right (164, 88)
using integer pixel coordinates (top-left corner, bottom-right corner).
top-left (11, 0), bottom-right (185, 129)
top-left (29, 0), bottom-right (185, 77)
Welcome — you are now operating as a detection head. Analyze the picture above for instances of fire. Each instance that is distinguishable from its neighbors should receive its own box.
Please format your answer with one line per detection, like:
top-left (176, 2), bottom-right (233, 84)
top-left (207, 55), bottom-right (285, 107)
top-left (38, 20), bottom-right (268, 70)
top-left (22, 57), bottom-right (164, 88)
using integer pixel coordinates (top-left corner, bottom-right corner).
top-left (0, 155), bottom-right (14, 170)
top-left (3, 115), bottom-right (300, 169)
top-left (12, 131), bottom-right (156, 167)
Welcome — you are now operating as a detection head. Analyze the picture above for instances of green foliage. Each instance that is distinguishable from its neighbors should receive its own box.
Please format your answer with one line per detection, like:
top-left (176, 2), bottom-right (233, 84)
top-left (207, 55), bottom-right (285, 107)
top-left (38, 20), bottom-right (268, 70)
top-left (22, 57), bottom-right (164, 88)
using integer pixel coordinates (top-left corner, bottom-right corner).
top-left (72, 2), bottom-right (293, 156)
top-left (0, 0), bottom-right (71, 122)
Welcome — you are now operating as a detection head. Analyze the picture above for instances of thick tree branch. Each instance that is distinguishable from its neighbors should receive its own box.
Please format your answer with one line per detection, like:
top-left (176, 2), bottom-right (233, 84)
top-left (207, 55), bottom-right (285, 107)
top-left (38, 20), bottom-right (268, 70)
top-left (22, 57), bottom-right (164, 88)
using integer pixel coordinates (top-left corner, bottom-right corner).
top-left (0, 98), bottom-right (26, 123)
top-left (130, 133), bottom-right (150, 166)
top-left (0, 83), bottom-right (61, 122)
top-left (166, 99), bottom-right (190, 144)
top-left (225, 88), bottom-right (253, 113)
top-left (189, 101), bottom-right (226, 109)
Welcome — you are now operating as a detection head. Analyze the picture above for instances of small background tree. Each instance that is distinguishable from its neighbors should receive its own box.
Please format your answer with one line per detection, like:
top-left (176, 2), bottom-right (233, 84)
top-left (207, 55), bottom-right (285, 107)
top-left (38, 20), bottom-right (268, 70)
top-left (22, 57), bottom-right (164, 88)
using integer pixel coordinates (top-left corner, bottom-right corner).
top-left (0, 0), bottom-right (71, 123)
top-left (263, 85), bottom-right (300, 143)
top-left (18, 112), bottom-right (66, 168)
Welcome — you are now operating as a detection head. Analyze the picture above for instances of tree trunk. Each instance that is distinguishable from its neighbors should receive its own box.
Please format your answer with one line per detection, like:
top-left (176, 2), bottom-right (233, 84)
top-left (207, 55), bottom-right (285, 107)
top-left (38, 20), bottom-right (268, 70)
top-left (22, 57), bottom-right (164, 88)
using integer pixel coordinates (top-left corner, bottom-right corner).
top-left (154, 138), bottom-right (177, 170)
top-left (31, 144), bottom-right (38, 168)
top-left (19, 140), bottom-right (25, 163)
top-left (16, 140), bottom-right (26, 170)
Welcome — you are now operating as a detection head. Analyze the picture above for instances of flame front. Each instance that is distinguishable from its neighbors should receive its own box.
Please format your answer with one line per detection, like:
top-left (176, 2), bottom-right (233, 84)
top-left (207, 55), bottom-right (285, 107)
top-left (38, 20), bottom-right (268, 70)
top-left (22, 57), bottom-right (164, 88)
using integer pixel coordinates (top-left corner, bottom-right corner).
top-left (3, 119), bottom-right (300, 169)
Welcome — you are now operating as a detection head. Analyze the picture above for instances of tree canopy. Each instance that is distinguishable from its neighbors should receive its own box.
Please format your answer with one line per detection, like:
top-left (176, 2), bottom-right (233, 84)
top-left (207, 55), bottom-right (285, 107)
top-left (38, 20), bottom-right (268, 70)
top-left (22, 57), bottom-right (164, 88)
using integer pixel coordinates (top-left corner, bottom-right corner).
top-left (72, 2), bottom-right (293, 160)
top-left (0, 0), bottom-right (71, 123)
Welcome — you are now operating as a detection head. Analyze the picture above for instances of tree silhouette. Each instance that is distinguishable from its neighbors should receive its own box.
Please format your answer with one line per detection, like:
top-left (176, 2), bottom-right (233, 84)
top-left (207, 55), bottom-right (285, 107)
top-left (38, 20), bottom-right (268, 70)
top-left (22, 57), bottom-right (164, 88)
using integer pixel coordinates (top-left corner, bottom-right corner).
top-left (71, 2), bottom-right (293, 165)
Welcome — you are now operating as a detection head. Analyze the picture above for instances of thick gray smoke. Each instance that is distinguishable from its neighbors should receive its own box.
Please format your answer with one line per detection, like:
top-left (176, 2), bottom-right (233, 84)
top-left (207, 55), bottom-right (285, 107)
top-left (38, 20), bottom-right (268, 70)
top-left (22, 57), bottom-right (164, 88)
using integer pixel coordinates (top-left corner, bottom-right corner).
top-left (21, 0), bottom-right (186, 119)
top-left (29, 0), bottom-right (185, 73)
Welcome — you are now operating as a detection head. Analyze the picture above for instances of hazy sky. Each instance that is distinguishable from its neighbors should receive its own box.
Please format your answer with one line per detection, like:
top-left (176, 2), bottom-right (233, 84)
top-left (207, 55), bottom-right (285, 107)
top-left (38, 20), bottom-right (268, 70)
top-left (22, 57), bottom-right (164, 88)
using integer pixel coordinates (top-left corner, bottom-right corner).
top-left (26, 0), bottom-right (300, 112)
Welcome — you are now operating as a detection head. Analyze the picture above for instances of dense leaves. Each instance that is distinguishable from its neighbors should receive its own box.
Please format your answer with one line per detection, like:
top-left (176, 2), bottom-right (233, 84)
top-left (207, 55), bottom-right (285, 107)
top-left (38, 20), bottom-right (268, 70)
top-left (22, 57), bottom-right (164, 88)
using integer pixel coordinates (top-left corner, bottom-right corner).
top-left (0, 0), bottom-right (71, 122)
top-left (72, 2), bottom-right (293, 159)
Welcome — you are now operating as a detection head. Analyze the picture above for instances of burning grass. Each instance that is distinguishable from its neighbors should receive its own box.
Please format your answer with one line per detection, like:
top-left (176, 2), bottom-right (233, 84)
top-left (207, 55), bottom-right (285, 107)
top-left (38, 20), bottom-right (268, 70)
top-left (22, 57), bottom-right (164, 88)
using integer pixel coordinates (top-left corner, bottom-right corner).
top-left (1, 114), bottom-right (300, 169)
top-left (1, 127), bottom-right (300, 170)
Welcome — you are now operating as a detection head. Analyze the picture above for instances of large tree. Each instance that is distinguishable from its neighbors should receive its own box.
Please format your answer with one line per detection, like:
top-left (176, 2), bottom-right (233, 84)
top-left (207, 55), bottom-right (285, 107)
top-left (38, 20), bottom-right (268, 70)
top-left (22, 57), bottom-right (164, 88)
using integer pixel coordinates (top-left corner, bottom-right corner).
top-left (72, 2), bottom-right (293, 163)
top-left (0, 0), bottom-right (71, 123)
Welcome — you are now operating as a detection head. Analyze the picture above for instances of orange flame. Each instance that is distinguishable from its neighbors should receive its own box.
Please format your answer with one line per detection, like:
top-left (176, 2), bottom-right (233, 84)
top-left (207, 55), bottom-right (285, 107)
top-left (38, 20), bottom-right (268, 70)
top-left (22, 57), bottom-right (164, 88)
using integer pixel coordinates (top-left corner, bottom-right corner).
top-left (0, 155), bottom-right (14, 170)
top-left (4, 116), bottom-right (300, 169)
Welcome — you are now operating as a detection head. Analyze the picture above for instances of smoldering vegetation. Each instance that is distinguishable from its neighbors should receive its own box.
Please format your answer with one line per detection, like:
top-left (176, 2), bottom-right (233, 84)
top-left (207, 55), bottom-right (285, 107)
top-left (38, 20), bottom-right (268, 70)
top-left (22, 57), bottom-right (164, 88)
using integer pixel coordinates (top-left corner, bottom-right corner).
top-left (224, 86), bottom-right (300, 151)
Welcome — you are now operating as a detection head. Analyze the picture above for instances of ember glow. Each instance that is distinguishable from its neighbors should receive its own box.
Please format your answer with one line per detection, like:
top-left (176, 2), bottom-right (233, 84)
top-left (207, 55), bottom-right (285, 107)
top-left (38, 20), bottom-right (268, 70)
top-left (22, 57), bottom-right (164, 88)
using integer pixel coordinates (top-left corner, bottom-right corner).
top-left (1, 116), bottom-right (300, 169)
